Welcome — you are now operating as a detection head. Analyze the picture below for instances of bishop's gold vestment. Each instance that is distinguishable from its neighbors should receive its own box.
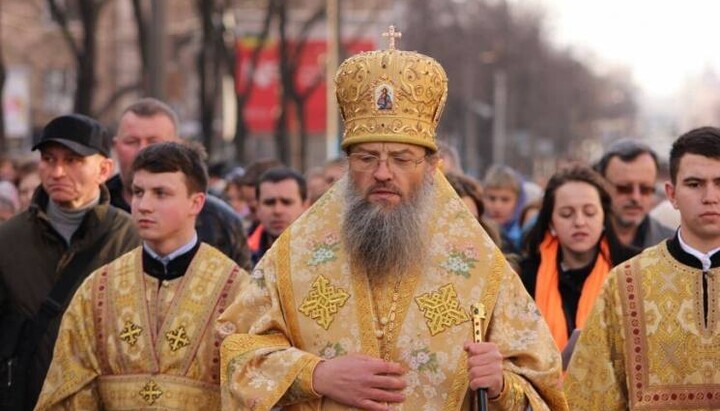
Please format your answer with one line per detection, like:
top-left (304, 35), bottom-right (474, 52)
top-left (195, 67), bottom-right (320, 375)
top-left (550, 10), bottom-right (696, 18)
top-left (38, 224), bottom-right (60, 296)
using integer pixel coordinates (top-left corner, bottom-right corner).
top-left (219, 173), bottom-right (567, 411)
top-left (565, 241), bottom-right (720, 410)
top-left (35, 244), bottom-right (243, 410)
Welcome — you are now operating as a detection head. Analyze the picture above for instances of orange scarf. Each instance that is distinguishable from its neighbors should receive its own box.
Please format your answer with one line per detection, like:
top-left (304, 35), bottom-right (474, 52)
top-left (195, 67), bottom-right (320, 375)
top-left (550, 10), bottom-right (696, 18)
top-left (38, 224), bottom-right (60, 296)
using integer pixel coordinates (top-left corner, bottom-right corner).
top-left (247, 224), bottom-right (265, 253)
top-left (535, 231), bottom-right (610, 350)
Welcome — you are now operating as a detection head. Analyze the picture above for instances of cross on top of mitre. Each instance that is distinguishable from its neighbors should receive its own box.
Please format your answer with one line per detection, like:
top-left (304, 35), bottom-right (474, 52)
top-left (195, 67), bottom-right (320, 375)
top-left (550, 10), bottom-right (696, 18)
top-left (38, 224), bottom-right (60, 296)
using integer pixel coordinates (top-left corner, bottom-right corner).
top-left (382, 25), bottom-right (402, 50)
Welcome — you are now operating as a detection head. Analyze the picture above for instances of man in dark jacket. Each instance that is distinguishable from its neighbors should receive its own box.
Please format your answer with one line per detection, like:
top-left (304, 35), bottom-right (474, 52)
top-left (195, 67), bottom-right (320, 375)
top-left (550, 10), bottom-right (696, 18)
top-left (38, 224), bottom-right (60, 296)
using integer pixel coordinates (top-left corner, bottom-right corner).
top-left (595, 139), bottom-right (675, 249)
top-left (107, 98), bottom-right (251, 270)
top-left (0, 114), bottom-right (140, 410)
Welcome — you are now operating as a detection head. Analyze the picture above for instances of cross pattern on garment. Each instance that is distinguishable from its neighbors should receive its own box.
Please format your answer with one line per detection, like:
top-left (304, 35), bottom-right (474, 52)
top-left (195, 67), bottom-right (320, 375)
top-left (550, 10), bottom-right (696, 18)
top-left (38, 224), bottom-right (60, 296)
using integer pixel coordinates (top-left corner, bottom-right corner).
top-left (298, 275), bottom-right (350, 330)
top-left (165, 325), bottom-right (191, 352)
top-left (415, 284), bottom-right (470, 336)
top-left (120, 321), bottom-right (143, 346)
top-left (382, 25), bottom-right (402, 50)
top-left (139, 380), bottom-right (163, 405)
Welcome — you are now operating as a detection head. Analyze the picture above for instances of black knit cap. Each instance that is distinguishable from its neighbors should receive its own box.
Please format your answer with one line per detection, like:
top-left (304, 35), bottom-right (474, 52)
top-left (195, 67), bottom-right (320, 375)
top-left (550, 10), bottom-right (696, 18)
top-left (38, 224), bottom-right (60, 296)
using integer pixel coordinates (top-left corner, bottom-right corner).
top-left (32, 114), bottom-right (111, 157)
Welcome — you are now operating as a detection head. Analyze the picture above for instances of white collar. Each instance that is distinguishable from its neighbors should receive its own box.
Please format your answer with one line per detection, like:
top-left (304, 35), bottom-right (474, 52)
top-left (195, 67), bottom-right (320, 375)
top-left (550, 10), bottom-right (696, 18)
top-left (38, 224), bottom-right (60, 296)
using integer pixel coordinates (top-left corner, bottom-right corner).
top-left (677, 229), bottom-right (720, 271)
top-left (143, 232), bottom-right (198, 267)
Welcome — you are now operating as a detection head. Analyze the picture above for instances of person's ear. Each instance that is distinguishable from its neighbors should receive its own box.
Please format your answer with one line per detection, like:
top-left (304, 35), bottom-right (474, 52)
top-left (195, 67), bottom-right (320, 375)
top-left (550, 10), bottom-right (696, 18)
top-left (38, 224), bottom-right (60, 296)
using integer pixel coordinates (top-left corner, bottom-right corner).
top-left (97, 157), bottom-right (114, 184)
top-left (190, 192), bottom-right (206, 215)
top-left (665, 181), bottom-right (678, 209)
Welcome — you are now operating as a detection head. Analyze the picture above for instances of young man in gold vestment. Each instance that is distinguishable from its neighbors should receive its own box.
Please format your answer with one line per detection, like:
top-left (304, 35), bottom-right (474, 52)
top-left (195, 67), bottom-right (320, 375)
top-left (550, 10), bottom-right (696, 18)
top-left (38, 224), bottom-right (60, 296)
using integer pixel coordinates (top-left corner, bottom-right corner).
top-left (218, 27), bottom-right (567, 411)
top-left (565, 127), bottom-right (720, 410)
top-left (35, 142), bottom-right (246, 410)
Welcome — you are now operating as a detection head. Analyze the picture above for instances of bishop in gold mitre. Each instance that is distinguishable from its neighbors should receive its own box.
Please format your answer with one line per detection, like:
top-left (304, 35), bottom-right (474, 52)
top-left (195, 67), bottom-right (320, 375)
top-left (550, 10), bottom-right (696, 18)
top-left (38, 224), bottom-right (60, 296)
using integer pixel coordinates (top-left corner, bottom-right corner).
top-left (219, 26), bottom-right (567, 411)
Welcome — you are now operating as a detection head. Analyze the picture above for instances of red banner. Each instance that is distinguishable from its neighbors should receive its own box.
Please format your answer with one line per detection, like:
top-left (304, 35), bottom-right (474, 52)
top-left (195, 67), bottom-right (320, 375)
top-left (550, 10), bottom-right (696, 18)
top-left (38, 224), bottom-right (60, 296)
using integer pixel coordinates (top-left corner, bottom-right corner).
top-left (236, 38), bottom-right (374, 133)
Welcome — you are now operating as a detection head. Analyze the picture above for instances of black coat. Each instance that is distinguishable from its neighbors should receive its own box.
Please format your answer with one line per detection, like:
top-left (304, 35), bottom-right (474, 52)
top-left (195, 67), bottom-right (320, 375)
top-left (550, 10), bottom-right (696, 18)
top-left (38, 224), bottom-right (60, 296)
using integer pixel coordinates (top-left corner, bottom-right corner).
top-left (0, 185), bottom-right (140, 409)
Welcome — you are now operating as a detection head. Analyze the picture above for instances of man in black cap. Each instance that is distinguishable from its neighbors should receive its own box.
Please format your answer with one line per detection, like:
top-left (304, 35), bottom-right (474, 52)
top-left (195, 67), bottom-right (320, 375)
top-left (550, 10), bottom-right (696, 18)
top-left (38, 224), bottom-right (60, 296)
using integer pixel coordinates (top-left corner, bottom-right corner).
top-left (0, 114), bottom-right (140, 410)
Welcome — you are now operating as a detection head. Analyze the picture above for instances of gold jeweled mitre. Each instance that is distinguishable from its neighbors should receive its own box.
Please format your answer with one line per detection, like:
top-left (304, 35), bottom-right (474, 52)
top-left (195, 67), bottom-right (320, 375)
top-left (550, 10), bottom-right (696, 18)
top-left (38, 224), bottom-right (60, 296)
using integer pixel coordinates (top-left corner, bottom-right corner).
top-left (335, 26), bottom-right (448, 152)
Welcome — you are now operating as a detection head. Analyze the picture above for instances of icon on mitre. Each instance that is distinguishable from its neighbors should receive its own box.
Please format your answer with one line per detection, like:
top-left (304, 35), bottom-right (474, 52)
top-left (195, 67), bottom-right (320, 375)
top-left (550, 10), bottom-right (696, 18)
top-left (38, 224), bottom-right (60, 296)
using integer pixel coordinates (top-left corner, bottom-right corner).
top-left (375, 85), bottom-right (394, 111)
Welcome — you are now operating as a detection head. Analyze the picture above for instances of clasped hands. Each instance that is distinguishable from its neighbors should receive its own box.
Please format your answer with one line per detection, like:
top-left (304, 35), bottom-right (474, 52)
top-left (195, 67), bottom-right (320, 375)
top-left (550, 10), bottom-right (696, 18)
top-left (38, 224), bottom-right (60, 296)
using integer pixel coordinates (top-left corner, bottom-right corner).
top-left (311, 342), bottom-right (503, 411)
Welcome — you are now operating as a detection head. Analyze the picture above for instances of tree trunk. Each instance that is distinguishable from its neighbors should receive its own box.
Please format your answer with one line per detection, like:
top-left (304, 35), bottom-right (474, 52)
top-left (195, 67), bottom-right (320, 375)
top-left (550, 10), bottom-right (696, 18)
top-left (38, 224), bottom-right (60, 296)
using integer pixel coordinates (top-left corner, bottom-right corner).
top-left (233, 94), bottom-right (247, 163)
top-left (131, 0), bottom-right (150, 92)
top-left (195, 0), bottom-right (224, 154)
top-left (295, 100), bottom-right (307, 171)
top-left (222, 0), bottom-right (276, 163)
top-left (274, 1), bottom-right (291, 165)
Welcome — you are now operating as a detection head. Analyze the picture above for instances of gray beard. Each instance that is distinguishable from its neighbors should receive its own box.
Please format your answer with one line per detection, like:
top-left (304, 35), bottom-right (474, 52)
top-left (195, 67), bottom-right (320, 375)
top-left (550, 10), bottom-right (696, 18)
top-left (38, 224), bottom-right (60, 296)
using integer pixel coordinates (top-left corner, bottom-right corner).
top-left (341, 175), bottom-right (433, 278)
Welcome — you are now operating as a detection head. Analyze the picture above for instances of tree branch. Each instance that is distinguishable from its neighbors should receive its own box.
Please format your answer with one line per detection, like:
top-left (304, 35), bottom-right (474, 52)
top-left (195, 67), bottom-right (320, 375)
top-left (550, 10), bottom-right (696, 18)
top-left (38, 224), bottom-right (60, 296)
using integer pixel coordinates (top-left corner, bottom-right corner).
top-left (237, 0), bottom-right (275, 97)
top-left (93, 82), bottom-right (143, 118)
top-left (47, 0), bottom-right (80, 57)
top-left (131, 0), bottom-right (149, 70)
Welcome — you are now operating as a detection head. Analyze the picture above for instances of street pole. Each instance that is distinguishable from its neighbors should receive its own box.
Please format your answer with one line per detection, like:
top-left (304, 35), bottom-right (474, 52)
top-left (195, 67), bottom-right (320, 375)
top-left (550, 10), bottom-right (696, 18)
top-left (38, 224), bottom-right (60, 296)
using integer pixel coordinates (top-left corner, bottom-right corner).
top-left (149, 0), bottom-right (166, 100)
top-left (492, 69), bottom-right (507, 165)
top-left (463, 63), bottom-right (478, 176)
top-left (325, 0), bottom-right (340, 160)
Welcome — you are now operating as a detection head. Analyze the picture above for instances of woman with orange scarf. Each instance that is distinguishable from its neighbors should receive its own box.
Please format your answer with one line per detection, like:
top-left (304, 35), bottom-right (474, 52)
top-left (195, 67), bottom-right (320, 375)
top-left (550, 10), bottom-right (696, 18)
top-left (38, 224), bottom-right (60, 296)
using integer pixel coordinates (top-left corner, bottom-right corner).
top-left (520, 166), bottom-right (637, 367)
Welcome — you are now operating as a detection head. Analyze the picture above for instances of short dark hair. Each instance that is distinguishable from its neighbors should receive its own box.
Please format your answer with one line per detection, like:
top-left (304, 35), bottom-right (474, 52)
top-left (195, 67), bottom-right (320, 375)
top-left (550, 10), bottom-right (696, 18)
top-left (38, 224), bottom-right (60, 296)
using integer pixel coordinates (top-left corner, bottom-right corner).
top-left (122, 98), bottom-right (179, 134)
top-left (595, 138), bottom-right (659, 176)
top-left (130, 142), bottom-right (208, 194)
top-left (256, 167), bottom-right (307, 201)
top-left (239, 158), bottom-right (284, 186)
top-left (525, 165), bottom-right (613, 255)
top-left (669, 126), bottom-right (720, 184)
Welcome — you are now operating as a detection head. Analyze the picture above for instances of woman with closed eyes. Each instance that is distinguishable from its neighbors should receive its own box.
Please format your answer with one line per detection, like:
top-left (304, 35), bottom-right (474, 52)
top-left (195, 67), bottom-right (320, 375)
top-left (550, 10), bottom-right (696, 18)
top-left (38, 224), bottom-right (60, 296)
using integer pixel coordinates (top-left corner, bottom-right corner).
top-left (520, 166), bottom-right (637, 364)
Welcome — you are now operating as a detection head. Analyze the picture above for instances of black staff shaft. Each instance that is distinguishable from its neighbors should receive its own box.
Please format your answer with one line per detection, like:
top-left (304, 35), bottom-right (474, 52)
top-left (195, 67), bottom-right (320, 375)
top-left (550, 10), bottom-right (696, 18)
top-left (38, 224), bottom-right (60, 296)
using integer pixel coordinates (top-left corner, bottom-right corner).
top-left (476, 388), bottom-right (488, 411)
top-left (471, 302), bottom-right (489, 411)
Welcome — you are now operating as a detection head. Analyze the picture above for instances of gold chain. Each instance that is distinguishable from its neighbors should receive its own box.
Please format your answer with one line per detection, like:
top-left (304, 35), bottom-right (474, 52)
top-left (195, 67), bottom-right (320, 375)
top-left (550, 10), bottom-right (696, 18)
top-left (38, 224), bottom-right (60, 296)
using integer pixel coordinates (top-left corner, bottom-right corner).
top-left (371, 274), bottom-right (402, 361)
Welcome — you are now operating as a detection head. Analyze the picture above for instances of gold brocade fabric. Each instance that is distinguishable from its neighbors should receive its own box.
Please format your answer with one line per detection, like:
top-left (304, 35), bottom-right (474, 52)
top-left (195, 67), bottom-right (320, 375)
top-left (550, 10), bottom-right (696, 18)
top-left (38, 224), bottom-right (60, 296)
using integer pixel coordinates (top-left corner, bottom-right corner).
top-left (219, 172), bottom-right (567, 411)
top-left (565, 242), bottom-right (720, 410)
top-left (34, 244), bottom-right (243, 410)
top-left (335, 48), bottom-right (448, 152)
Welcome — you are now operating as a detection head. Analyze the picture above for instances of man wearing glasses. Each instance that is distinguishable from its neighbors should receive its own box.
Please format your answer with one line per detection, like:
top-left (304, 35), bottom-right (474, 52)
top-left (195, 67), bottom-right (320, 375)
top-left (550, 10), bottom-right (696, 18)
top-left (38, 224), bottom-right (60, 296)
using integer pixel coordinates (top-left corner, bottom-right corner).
top-left (218, 29), bottom-right (566, 410)
top-left (595, 139), bottom-right (674, 249)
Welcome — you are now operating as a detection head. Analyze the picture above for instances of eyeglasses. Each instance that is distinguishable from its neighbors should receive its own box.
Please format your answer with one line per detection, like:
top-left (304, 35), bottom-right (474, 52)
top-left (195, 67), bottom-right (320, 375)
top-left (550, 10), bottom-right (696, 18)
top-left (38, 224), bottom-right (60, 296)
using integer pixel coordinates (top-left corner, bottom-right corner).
top-left (348, 153), bottom-right (427, 173)
top-left (613, 183), bottom-right (656, 196)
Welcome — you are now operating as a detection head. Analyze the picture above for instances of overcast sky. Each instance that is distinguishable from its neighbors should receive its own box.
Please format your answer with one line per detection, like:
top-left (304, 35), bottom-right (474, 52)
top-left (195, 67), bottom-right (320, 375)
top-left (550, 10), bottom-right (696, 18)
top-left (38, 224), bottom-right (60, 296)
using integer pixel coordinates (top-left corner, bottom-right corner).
top-left (535, 0), bottom-right (720, 97)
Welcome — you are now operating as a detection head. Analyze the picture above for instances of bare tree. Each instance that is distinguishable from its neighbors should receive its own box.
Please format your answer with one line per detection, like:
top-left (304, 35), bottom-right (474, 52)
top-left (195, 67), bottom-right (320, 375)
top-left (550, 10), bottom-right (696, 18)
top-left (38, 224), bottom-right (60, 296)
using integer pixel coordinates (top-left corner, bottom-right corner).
top-left (217, 0), bottom-right (276, 163)
top-left (47, 0), bottom-right (111, 115)
top-left (94, 0), bottom-right (148, 117)
top-left (131, 0), bottom-right (149, 89)
top-left (268, 2), bottom-right (327, 168)
top-left (403, 0), bottom-right (636, 176)
top-left (195, 0), bottom-right (224, 153)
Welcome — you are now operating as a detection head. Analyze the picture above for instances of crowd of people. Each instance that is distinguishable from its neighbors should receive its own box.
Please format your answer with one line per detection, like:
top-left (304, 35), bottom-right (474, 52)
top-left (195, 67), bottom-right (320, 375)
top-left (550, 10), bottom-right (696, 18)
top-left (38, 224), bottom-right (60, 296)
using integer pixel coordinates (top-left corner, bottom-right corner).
top-left (0, 26), bottom-right (719, 411)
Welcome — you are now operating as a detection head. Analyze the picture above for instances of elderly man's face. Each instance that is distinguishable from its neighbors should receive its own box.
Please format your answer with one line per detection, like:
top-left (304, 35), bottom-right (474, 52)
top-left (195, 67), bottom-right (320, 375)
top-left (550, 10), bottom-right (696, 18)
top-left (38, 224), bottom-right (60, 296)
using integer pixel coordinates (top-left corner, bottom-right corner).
top-left (347, 142), bottom-right (437, 208)
top-left (113, 112), bottom-right (177, 185)
top-left (38, 143), bottom-right (113, 209)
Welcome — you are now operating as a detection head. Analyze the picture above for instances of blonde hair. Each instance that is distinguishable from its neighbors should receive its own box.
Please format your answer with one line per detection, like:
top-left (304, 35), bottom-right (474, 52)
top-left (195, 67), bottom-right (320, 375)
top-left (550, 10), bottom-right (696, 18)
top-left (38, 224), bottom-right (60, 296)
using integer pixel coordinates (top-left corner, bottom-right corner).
top-left (482, 165), bottom-right (521, 195)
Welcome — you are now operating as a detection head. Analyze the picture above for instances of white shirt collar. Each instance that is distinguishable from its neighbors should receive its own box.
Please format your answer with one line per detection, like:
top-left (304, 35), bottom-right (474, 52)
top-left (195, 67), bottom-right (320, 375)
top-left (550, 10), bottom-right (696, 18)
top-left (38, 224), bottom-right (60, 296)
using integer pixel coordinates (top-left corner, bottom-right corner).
top-left (143, 232), bottom-right (198, 267)
top-left (677, 228), bottom-right (720, 271)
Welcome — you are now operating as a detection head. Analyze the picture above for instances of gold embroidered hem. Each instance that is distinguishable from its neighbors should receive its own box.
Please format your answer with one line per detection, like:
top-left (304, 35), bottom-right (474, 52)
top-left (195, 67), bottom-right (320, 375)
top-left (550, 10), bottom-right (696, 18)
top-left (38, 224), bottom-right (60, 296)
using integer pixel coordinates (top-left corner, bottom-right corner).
top-left (35, 244), bottom-right (245, 410)
top-left (220, 333), bottom-right (290, 384)
top-left (98, 374), bottom-right (220, 409)
top-left (565, 242), bottom-right (720, 410)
